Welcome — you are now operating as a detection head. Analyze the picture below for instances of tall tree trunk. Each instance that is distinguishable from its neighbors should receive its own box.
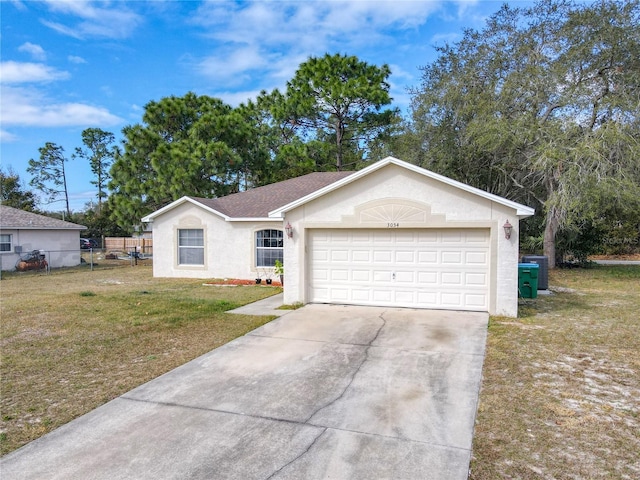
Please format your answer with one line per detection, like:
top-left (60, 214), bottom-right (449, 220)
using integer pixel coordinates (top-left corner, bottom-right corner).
top-left (335, 119), bottom-right (344, 171)
top-left (61, 159), bottom-right (70, 217)
top-left (544, 205), bottom-right (560, 269)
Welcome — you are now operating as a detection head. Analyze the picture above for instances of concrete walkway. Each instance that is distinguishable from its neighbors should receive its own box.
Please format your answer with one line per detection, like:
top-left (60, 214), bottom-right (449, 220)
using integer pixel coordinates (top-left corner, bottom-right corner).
top-left (1, 304), bottom-right (489, 480)
top-left (227, 293), bottom-right (289, 317)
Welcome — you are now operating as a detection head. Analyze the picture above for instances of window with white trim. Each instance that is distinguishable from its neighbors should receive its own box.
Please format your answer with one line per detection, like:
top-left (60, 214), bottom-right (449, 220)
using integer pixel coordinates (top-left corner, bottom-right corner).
top-left (0, 234), bottom-right (11, 252)
top-left (178, 229), bottom-right (204, 265)
top-left (256, 229), bottom-right (283, 267)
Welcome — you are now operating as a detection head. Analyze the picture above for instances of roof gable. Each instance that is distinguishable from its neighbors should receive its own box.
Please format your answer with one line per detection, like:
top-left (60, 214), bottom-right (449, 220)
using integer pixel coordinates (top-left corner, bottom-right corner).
top-left (142, 171), bottom-right (354, 222)
top-left (269, 157), bottom-right (535, 217)
top-left (0, 205), bottom-right (86, 230)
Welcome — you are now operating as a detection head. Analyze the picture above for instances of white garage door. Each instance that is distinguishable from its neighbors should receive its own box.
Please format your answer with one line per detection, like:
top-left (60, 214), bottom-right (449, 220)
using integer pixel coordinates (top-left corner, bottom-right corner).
top-left (308, 229), bottom-right (490, 311)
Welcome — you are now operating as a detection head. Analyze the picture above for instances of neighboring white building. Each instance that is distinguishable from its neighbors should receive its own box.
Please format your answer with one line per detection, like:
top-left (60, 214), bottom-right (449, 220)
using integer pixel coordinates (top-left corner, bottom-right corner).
top-left (143, 157), bottom-right (534, 317)
top-left (0, 206), bottom-right (86, 271)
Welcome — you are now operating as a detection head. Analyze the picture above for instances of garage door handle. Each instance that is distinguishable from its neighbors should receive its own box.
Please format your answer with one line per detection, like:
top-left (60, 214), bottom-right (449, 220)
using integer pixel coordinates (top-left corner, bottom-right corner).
top-left (392, 272), bottom-right (396, 280)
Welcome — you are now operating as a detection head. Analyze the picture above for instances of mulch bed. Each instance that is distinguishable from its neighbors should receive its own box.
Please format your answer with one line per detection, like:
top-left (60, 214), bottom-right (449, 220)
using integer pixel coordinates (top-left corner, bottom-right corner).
top-left (203, 279), bottom-right (282, 287)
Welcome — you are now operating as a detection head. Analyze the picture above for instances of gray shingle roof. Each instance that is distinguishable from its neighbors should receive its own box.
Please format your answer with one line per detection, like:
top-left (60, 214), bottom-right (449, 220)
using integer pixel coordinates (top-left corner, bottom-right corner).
top-left (0, 205), bottom-right (86, 230)
top-left (189, 171), bottom-right (355, 218)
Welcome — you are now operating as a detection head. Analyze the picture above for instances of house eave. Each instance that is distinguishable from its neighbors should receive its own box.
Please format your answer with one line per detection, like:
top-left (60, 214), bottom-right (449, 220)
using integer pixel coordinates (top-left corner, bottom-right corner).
top-left (224, 217), bottom-right (282, 222)
top-left (0, 225), bottom-right (87, 230)
top-left (269, 156), bottom-right (535, 218)
top-left (141, 196), bottom-right (231, 223)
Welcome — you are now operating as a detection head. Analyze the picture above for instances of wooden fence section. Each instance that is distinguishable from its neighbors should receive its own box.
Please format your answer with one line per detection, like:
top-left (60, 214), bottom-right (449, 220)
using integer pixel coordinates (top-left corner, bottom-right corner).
top-left (104, 237), bottom-right (153, 254)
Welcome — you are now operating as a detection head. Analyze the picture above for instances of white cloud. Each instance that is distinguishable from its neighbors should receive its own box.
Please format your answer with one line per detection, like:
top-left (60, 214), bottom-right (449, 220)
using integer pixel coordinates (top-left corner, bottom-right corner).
top-left (18, 42), bottom-right (47, 61)
top-left (40, 0), bottom-right (143, 39)
top-left (195, 46), bottom-right (273, 87)
top-left (216, 89), bottom-right (265, 108)
top-left (68, 55), bottom-right (87, 64)
top-left (0, 129), bottom-right (19, 142)
top-left (189, 1), bottom-right (445, 88)
top-left (0, 61), bottom-right (69, 84)
top-left (1, 86), bottom-right (123, 127)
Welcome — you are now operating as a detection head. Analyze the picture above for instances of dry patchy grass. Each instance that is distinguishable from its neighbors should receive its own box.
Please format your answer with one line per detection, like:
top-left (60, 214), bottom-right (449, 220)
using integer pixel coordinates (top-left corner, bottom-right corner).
top-left (0, 264), bottom-right (280, 455)
top-left (470, 266), bottom-right (640, 479)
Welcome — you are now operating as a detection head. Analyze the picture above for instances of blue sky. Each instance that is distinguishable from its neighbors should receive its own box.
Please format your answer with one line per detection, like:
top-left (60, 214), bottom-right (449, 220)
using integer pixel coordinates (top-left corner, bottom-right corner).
top-left (1, 0), bottom-right (532, 212)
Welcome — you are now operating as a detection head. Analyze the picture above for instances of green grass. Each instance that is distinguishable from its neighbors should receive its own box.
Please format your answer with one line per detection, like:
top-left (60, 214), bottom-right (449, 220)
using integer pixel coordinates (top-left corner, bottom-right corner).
top-left (0, 264), bottom-right (281, 456)
top-left (470, 266), bottom-right (640, 479)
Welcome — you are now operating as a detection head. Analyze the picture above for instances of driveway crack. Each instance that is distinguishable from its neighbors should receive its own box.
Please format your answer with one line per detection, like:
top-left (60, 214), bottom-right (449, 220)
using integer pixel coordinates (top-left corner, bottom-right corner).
top-left (263, 427), bottom-right (328, 480)
top-left (304, 311), bottom-right (387, 423)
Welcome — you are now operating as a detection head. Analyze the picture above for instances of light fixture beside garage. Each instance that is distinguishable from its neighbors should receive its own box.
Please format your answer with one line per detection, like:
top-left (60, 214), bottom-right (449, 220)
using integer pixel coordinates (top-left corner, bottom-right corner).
top-left (285, 221), bottom-right (293, 239)
top-left (503, 220), bottom-right (513, 240)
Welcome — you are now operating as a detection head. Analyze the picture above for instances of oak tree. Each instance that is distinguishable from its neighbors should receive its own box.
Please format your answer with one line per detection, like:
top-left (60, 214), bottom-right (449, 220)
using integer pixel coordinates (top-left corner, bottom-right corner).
top-left (408, 0), bottom-right (640, 266)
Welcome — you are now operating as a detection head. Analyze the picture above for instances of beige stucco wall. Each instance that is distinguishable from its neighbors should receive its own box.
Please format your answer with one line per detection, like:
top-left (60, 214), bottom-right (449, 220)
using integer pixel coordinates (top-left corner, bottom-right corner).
top-left (282, 163), bottom-right (522, 317)
top-left (0, 229), bottom-right (82, 271)
top-left (150, 202), bottom-right (282, 280)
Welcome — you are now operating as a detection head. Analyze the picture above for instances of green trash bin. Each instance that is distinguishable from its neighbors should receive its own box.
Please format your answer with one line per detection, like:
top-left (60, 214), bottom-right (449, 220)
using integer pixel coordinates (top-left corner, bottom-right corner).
top-left (518, 263), bottom-right (539, 299)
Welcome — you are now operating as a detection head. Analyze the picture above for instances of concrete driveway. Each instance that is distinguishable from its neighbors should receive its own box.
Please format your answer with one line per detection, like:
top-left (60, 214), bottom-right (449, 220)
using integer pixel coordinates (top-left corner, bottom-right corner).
top-left (1, 304), bottom-right (488, 480)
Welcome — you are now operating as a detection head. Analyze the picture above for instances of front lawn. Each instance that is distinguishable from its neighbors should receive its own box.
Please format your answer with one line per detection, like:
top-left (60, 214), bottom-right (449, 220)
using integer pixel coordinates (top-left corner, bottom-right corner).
top-left (471, 266), bottom-right (640, 479)
top-left (0, 264), bottom-right (280, 455)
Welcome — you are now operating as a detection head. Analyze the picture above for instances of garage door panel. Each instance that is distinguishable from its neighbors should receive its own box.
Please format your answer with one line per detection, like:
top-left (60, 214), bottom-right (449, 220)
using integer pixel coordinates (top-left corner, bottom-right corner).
top-left (465, 272), bottom-right (487, 286)
top-left (329, 288), bottom-right (349, 301)
top-left (442, 251), bottom-right (463, 264)
top-left (441, 292), bottom-right (463, 306)
top-left (395, 232), bottom-right (415, 243)
top-left (465, 230), bottom-right (490, 244)
top-left (395, 271), bottom-right (415, 283)
top-left (394, 290), bottom-right (414, 303)
top-left (309, 229), bottom-right (489, 311)
top-left (312, 268), bottom-right (329, 281)
top-left (314, 249), bottom-right (330, 262)
top-left (441, 272), bottom-right (462, 285)
top-left (373, 232), bottom-right (393, 243)
top-left (352, 250), bottom-right (370, 262)
top-left (465, 294), bottom-right (488, 307)
top-left (373, 270), bottom-right (393, 282)
top-left (395, 251), bottom-right (415, 262)
top-left (351, 289), bottom-right (371, 301)
top-left (442, 231), bottom-right (463, 243)
top-left (372, 290), bottom-right (393, 302)
top-left (331, 250), bottom-right (349, 262)
top-left (352, 270), bottom-right (371, 282)
top-left (465, 251), bottom-right (488, 264)
top-left (373, 251), bottom-right (393, 262)
top-left (418, 251), bottom-right (438, 263)
top-left (418, 271), bottom-right (438, 284)
top-left (331, 269), bottom-right (349, 281)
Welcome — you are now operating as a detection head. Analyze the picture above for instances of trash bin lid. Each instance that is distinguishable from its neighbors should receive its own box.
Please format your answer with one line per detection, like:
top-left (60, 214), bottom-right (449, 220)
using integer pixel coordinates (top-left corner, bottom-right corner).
top-left (518, 263), bottom-right (539, 268)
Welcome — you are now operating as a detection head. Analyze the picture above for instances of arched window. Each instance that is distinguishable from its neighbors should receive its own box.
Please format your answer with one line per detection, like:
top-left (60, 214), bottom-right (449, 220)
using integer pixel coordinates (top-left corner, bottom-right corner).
top-left (256, 229), bottom-right (283, 267)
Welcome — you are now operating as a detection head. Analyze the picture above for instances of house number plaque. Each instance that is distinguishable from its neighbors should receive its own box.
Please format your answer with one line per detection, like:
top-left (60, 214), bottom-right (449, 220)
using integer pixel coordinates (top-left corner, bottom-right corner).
top-left (387, 222), bottom-right (400, 228)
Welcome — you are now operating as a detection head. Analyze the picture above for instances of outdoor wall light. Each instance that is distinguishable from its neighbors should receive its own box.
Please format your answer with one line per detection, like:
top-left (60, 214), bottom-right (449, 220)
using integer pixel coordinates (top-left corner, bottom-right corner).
top-left (285, 222), bottom-right (293, 239)
top-left (503, 220), bottom-right (513, 240)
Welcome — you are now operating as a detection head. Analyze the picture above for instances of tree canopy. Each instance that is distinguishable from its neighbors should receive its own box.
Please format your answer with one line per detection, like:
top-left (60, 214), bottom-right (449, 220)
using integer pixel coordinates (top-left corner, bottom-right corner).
top-left (107, 54), bottom-right (398, 231)
top-left (108, 93), bottom-right (270, 230)
top-left (404, 0), bottom-right (640, 266)
top-left (0, 167), bottom-right (37, 211)
top-left (74, 128), bottom-right (117, 214)
top-left (27, 142), bottom-right (71, 218)
top-left (279, 53), bottom-right (396, 171)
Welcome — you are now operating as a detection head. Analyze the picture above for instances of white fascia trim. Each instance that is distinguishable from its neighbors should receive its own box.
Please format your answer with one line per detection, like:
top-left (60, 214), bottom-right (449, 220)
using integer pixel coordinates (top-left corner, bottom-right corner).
top-left (269, 156), bottom-right (535, 218)
top-left (225, 217), bottom-right (282, 222)
top-left (2, 226), bottom-right (86, 230)
top-left (142, 196), bottom-right (230, 222)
